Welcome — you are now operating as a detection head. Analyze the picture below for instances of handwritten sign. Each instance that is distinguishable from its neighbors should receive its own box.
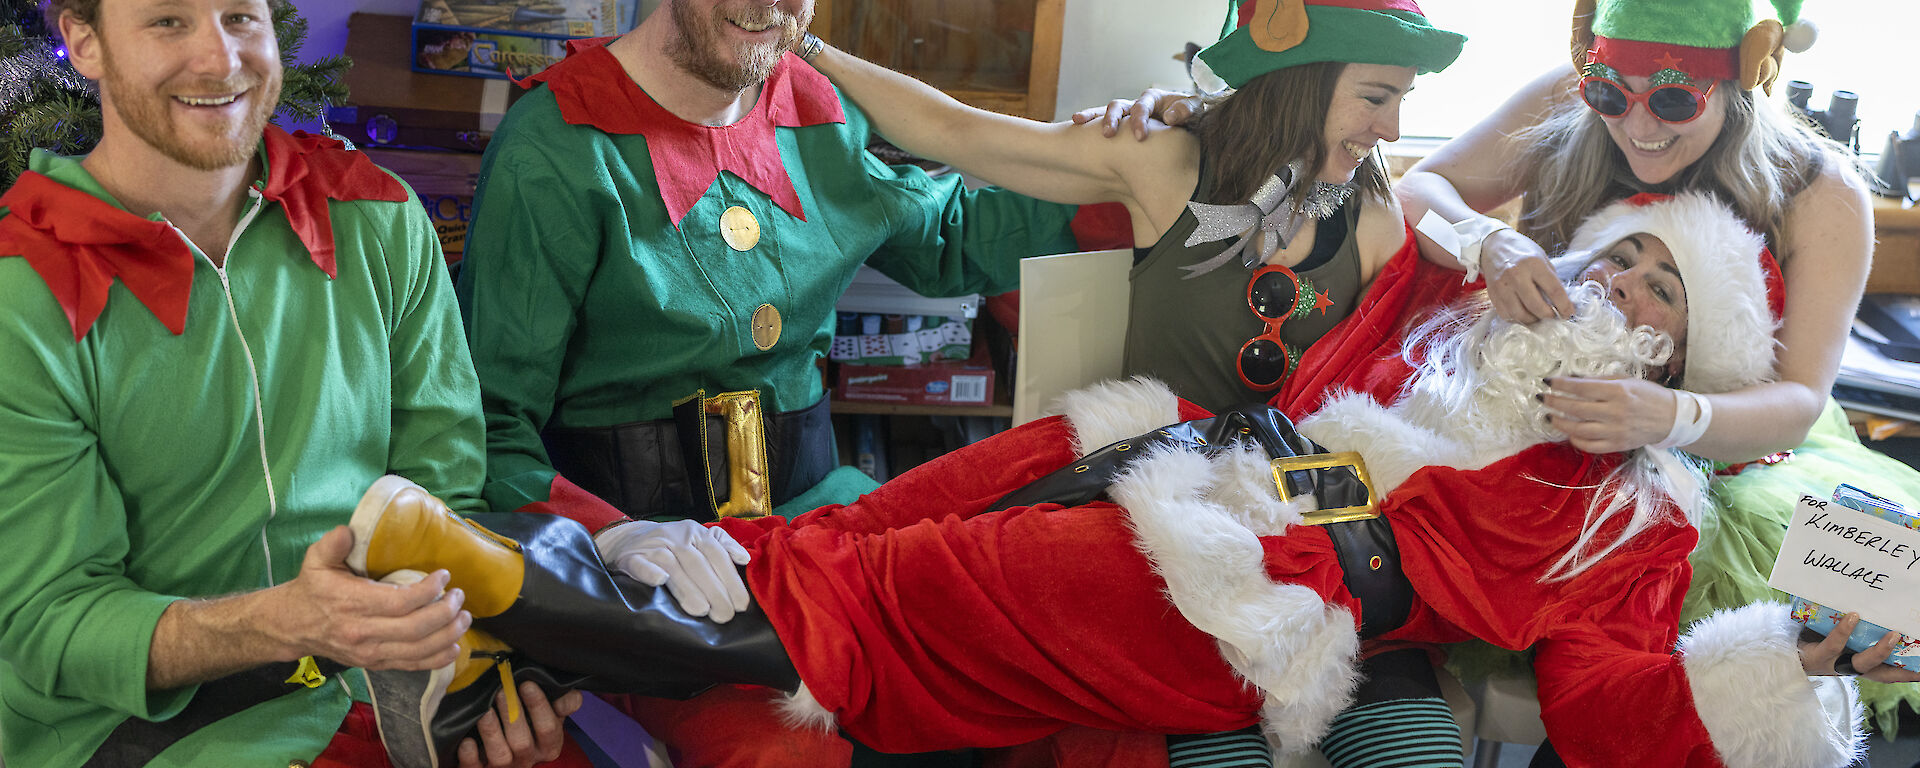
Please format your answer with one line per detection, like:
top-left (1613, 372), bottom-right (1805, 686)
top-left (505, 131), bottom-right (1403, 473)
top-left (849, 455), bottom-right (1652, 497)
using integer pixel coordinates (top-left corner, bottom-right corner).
top-left (1770, 493), bottom-right (1920, 640)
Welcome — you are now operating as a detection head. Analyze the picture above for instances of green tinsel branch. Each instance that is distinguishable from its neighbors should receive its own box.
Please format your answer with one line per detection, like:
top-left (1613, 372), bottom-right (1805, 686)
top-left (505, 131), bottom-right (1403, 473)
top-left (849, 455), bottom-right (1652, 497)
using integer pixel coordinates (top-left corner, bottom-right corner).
top-left (272, 0), bottom-right (349, 123)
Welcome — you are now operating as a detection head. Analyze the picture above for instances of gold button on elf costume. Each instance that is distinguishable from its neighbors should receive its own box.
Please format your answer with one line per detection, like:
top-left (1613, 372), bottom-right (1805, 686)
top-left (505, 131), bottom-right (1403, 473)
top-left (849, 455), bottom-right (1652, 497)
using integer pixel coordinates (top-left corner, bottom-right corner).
top-left (720, 205), bottom-right (760, 251)
top-left (750, 303), bottom-right (782, 351)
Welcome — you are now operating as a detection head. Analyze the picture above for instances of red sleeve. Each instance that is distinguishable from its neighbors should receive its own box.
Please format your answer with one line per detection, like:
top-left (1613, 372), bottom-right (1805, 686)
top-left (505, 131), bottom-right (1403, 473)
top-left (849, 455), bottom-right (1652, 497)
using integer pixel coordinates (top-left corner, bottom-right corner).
top-left (1531, 571), bottom-right (1727, 768)
top-left (1274, 227), bottom-right (1478, 419)
top-left (780, 414), bottom-right (1088, 535)
top-left (513, 475), bottom-right (628, 533)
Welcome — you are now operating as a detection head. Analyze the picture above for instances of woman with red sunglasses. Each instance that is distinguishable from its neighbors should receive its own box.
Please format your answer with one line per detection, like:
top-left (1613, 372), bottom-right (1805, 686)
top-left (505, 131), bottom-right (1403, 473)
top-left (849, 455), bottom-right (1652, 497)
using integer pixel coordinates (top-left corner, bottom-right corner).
top-left (1396, 0), bottom-right (1920, 749)
top-left (805, 0), bottom-right (1464, 414)
top-left (1376, 4), bottom-right (1920, 765)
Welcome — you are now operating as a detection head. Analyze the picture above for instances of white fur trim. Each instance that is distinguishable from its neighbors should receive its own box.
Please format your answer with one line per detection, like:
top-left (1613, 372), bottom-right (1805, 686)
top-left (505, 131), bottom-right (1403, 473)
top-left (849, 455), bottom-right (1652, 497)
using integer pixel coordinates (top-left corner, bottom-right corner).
top-left (1300, 392), bottom-right (1458, 494)
top-left (1679, 603), bottom-right (1865, 768)
top-left (775, 683), bottom-right (837, 734)
top-left (1055, 377), bottom-right (1181, 455)
top-left (1208, 443), bottom-right (1312, 535)
top-left (1298, 391), bottom-right (1531, 495)
top-left (1110, 445), bottom-right (1361, 755)
top-left (1554, 192), bottom-right (1779, 394)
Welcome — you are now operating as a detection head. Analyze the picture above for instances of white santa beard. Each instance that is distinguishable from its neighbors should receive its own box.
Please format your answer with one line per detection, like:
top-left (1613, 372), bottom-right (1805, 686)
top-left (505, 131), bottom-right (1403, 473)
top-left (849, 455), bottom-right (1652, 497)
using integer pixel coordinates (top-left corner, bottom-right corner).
top-left (1301, 283), bottom-right (1672, 493)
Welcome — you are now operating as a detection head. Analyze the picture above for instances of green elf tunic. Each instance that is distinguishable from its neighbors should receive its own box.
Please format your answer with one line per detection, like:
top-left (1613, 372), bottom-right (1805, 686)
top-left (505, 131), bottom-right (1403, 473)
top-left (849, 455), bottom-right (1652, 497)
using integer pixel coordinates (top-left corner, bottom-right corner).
top-left (458, 41), bottom-right (1079, 530)
top-left (0, 129), bottom-right (486, 767)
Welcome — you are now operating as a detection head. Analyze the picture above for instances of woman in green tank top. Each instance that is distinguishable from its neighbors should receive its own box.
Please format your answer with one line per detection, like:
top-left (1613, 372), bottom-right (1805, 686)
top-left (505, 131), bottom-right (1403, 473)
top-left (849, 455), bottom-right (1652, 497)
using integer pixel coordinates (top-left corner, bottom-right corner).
top-left (806, 0), bottom-right (1462, 414)
top-left (807, 1), bottom-right (1475, 765)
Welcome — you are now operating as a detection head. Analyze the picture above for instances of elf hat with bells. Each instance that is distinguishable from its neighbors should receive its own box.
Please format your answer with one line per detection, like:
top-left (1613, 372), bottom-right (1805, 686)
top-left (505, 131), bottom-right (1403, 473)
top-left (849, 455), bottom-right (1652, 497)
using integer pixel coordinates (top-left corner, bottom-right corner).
top-left (1570, 0), bottom-right (1819, 95)
top-left (1196, 0), bottom-right (1466, 90)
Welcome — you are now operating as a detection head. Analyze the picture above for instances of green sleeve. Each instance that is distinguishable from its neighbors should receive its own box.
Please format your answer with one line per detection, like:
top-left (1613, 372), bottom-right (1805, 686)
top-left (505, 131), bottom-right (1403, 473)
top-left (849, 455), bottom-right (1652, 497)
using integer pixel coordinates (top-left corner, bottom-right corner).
top-left (846, 102), bottom-right (1082, 297)
top-left (0, 261), bottom-right (192, 722)
top-left (378, 174), bottom-right (488, 515)
top-left (456, 148), bottom-right (595, 515)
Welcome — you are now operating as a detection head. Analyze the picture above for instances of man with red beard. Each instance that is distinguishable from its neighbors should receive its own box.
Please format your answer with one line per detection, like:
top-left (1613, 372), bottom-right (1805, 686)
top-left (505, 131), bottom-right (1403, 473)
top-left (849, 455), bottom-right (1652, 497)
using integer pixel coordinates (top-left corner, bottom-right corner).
top-left (457, 1), bottom-right (1081, 763)
top-left (0, 0), bottom-right (599, 765)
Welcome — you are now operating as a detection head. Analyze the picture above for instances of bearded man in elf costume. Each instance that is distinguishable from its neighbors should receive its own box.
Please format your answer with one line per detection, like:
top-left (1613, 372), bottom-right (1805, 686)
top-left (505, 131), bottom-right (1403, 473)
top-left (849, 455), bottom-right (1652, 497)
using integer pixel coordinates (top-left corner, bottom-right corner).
top-left (354, 192), bottom-right (1866, 768)
top-left (456, 0), bottom-right (1098, 759)
top-left (457, 3), bottom-right (1080, 537)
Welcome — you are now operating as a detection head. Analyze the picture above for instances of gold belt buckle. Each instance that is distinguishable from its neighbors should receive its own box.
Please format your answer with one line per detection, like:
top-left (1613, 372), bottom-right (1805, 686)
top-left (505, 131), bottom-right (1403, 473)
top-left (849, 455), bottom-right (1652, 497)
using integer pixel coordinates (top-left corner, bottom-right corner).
top-left (1269, 451), bottom-right (1379, 525)
top-left (676, 389), bottom-right (773, 519)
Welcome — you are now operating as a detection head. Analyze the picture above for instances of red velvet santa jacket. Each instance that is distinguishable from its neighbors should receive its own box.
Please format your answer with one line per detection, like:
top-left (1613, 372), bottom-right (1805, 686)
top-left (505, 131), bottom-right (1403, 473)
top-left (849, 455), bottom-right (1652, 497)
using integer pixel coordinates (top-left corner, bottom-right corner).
top-left (704, 242), bottom-right (1861, 768)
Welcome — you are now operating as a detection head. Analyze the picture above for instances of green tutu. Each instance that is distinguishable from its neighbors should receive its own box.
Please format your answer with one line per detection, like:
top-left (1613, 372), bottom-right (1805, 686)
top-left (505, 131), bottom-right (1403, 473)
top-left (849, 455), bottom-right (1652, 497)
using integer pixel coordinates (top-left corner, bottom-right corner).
top-left (1447, 399), bottom-right (1920, 736)
top-left (1685, 398), bottom-right (1920, 736)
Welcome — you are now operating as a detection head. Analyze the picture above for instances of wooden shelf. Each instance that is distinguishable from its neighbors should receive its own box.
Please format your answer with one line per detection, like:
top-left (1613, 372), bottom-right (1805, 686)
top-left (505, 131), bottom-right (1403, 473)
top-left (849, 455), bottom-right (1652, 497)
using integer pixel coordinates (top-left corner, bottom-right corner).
top-left (813, 0), bottom-right (1062, 121)
top-left (1848, 409), bottom-right (1920, 441)
top-left (1870, 195), bottom-right (1920, 296)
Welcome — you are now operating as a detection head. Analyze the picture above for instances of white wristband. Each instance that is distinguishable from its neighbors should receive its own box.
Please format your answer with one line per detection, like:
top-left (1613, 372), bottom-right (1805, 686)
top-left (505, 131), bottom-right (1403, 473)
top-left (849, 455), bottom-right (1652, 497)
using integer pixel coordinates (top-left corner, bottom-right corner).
top-left (1653, 389), bottom-right (1713, 449)
top-left (1450, 216), bottom-right (1512, 282)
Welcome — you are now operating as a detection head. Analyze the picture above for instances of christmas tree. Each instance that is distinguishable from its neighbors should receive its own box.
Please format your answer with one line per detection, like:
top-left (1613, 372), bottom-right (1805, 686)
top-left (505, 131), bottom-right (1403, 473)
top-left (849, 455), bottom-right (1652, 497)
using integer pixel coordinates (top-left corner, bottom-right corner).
top-left (0, 0), bottom-right (349, 189)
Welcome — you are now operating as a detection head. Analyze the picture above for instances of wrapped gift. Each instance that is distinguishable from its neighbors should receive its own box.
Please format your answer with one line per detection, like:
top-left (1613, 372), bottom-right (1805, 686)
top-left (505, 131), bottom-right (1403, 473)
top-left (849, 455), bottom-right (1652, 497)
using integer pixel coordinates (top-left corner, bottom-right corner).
top-left (1786, 484), bottom-right (1920, 671)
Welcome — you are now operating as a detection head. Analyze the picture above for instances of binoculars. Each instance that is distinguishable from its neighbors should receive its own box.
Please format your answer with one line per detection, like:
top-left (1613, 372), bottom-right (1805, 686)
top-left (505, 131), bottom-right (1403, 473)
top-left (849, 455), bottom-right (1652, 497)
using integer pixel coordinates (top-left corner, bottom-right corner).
top-left (1871, 113), bottom-right (1920, 201)
top-left (1786, 80), bottom-right (1860, 150)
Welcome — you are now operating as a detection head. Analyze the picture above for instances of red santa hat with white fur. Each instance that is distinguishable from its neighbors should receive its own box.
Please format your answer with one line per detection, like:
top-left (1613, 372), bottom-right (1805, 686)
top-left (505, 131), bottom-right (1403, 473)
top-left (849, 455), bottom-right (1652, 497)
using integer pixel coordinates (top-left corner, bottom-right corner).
top-left (1551, 191), bottom-right (1786, 395)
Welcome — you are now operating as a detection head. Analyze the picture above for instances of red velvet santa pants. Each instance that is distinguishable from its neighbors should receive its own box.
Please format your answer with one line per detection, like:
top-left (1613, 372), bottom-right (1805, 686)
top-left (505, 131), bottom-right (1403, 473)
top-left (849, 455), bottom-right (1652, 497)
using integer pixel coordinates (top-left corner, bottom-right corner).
top-left (725, 412), bottom-right (1361, 754)
top-left (749, 501), bottom-right (1271, 752)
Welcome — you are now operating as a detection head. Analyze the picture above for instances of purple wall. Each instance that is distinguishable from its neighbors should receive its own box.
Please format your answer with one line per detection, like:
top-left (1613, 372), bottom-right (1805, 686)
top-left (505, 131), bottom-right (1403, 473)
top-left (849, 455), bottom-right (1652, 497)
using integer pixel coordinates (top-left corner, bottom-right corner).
top-left (283, 0), bottom-right (416, 132)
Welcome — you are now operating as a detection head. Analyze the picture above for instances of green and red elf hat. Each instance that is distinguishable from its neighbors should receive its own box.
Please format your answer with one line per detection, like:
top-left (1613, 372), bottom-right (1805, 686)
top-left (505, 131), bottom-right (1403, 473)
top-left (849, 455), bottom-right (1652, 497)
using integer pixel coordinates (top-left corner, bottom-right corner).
top-left (1572, 0), bottom-right (1818, 94)
top-left (1196, 0), bottom-right (1465, 89)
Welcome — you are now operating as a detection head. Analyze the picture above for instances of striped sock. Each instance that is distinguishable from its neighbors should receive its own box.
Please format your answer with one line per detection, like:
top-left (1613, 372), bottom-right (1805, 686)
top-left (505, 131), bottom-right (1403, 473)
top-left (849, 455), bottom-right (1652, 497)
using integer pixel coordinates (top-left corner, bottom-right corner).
top-left (1318, 697), bottom-right (1463, 768)
top-left (1167, 725), bottom-right (1273, 768)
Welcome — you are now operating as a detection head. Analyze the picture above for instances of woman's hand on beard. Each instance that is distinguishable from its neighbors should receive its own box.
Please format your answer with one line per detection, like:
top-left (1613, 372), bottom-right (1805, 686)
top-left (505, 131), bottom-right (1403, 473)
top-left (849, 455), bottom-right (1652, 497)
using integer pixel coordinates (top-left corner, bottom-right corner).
top-left (1540, 376), bottom-right (1677, 454)
top-left (1483, 230), bottom-right (1573, 324)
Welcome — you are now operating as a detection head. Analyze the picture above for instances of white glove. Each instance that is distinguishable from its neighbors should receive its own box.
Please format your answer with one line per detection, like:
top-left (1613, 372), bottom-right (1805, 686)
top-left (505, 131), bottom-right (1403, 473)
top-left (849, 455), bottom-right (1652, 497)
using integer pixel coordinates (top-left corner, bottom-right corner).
top-left (594, 519), bottom-right (753, 623)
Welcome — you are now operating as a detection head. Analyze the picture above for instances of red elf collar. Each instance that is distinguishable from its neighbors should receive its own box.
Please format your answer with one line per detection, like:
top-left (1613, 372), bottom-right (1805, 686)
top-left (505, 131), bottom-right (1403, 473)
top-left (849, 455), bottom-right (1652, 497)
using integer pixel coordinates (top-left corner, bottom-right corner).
top-left (0, 126), bottom-right (408, 341)
top-left (261, 125), bottom-right (413, 277)
top-left (515, 38), bottom-right (846, 226)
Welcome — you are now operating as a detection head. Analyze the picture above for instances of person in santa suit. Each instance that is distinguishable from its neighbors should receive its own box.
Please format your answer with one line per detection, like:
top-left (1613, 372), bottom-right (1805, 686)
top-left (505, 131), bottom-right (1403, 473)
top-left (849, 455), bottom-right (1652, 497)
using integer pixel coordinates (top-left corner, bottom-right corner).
top-left (355, 192), bottom-right (1883, 768)
top-left (807, 4), bottom-right (1469, 759)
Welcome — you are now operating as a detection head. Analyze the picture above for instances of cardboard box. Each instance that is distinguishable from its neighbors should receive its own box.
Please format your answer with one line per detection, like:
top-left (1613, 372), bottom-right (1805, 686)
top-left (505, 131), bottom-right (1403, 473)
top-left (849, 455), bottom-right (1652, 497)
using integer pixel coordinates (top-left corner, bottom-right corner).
top-left (412, 0), bottom-right (637, 80)
top-left (361, 149), bottom-right (483, 265)
top-left (1783, 484), bottom-right (1920, 670)
top-left (335, 14), bottom-right (530, 152)
top-left (836, 357), bottom-right (997, 407)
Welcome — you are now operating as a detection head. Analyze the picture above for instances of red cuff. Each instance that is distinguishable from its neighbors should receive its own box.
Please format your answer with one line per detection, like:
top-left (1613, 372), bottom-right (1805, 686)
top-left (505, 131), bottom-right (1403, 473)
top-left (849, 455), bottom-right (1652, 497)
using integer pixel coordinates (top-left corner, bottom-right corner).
top-left (514, 475), bottom-right (628, 532)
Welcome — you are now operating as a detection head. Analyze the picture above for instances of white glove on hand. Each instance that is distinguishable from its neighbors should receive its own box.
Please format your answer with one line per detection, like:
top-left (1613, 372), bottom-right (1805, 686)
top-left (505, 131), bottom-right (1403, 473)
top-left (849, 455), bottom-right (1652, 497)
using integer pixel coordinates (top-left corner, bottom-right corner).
top-left (594, 520), bottom-right (753, 623)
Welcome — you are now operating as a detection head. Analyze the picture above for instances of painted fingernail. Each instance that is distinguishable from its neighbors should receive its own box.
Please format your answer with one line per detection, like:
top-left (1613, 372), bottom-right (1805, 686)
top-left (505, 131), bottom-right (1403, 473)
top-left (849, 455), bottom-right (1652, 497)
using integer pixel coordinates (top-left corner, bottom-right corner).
top-left (1534, 393), bottom-right (1544, 402)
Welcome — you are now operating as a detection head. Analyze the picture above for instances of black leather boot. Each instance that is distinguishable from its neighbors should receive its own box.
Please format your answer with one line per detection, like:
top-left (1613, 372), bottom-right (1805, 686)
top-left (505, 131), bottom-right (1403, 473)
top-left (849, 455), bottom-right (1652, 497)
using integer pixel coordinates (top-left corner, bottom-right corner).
top-left (351, 479), bottom-right (798, 768)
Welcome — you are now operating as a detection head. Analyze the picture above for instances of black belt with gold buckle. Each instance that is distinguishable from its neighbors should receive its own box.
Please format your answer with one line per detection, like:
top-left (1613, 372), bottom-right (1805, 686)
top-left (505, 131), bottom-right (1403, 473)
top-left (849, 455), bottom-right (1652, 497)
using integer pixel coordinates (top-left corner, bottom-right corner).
top-left (987, 405), bottom-right (1411, 638)
top-left (542, 392), bottom-right (835, 522)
